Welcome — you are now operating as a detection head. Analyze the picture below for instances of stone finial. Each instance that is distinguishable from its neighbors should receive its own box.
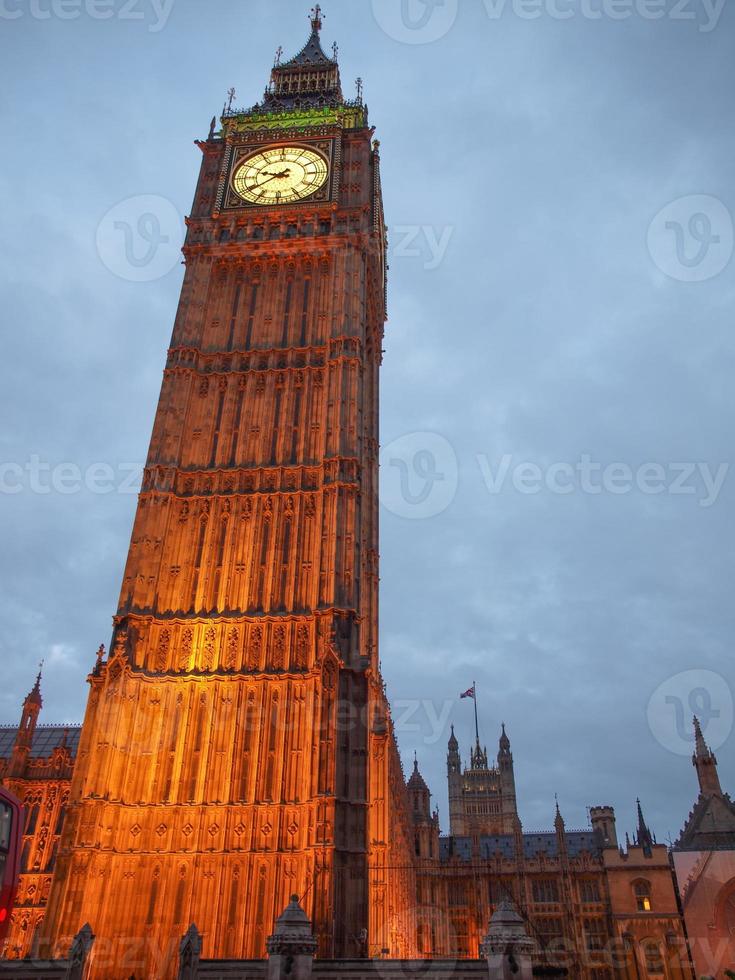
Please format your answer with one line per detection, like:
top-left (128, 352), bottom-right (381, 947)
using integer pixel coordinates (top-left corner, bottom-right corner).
top-left (267, 896), bottom-right (317, 980)
top-left (480, 902), bottom-right (535, 980)
top-left (178, 924), bottom-right (202, 980)
top-left (65, 923), bottom-right (95, 980)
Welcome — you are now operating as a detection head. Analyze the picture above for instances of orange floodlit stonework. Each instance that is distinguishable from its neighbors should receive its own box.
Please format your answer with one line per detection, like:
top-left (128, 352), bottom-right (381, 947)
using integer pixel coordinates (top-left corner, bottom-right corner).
top-left (33, 11), bottom-right (417, 977)
top-left (1, 10), bottom-right (733, 980)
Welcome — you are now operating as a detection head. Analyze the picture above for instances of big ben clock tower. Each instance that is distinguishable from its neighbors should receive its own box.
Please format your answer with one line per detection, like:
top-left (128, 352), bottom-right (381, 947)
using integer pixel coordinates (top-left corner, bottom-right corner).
top-left (41, 9), bottom-right (416, 976)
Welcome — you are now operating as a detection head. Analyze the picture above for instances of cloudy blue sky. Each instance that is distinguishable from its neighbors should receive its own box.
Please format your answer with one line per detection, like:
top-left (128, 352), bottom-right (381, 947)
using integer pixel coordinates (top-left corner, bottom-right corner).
top-left (1, 0), bottom-right (734, 841)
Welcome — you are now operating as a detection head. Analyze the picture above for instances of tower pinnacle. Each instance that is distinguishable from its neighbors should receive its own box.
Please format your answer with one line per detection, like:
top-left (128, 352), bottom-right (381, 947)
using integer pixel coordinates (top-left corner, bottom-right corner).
top-left (28, 660), bottom-right (43, 706)
top-left (635, 799), bottom-right (654, 857)
top-left (310, 4), bottom-right (323, 33)
top-left (692, 716), bottom-right (723, 797)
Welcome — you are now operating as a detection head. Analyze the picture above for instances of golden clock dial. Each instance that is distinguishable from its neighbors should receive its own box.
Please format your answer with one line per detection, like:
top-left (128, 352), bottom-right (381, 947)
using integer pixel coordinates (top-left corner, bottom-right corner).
top-left (232, 146), bottom-right (329, 205)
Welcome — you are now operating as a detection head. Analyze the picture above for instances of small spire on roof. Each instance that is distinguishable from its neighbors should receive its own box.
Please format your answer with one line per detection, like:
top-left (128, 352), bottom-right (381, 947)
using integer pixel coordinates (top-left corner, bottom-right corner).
top-left (636, 798), bottom-right (654, 856)
top-left (310, 4), bottom-right (323, 32)
top-left (274, 45), bottom-right (283, 67)
top-left (554, 795), bottom-right (565, 830)
top-left (693, 715), bottom-right (709, 758)
top-left (26, 661), bottom-right (43, 705)
top-left (692, 715), bottom-right (723, 797)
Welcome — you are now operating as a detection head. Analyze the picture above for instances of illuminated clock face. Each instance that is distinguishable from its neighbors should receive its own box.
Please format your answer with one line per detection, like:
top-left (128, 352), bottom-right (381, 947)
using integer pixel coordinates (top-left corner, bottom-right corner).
top-left (232, 146), bottom-right (329, 205)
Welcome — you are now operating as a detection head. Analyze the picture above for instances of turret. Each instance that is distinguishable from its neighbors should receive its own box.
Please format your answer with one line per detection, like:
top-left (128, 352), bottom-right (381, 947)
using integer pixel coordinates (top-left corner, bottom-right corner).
top-left (447, 724), bottom-right (460, 774)
top-left (408, 755), bottom-right (431, 819)
top-left (408, 756), bottom-right (439, 860)
top-left (498, 724), bottom-right (518, 829)
top-left (590, 805), bottom-right (618, 848)
top-left (692, 715), bottom-right (723, 797)
top-left (447, 725), bottom-right (465, 836)
top-left (10, 665), bottom-right (43, 777)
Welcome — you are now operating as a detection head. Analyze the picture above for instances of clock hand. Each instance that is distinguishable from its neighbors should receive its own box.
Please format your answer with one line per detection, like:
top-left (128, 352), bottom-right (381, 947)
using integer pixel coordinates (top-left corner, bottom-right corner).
top-left (246, 169), bottom-right (293, 193)
top-left (258, 169), bottom-right (291, 184)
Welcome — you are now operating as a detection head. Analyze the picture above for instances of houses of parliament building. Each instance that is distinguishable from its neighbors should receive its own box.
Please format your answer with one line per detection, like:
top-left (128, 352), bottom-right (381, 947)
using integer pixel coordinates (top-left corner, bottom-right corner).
top-left (1, 9), bottom-right (734, 979)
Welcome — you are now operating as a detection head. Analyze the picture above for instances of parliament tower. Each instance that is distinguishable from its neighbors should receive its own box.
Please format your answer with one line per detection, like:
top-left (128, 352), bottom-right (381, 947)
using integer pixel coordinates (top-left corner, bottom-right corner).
top-left (41, 10), bottom-right (416, 976)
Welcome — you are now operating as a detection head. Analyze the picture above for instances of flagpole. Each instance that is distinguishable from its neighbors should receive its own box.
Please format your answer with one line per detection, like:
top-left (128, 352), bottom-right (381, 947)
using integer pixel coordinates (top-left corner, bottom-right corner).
top-left (473, 680), bottom-right (479, 744)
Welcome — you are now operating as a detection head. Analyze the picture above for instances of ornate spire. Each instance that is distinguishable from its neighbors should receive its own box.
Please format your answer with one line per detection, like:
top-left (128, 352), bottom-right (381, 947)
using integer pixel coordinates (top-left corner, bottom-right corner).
top-left (499, 722), bottom-right (511, 755)
top-left (692, 716), bottom-right (723, 797)
top-left (27, 661), bottom-right (43, 706)
top-left (310, 4), bottom-right (323, 32)
top-left (635, 799), bottom-right (654, 857)
top-left (448, 723), bottom-right (458, 751)
top-left (470, 738), bottom-right (488, 770)
top-left (554, 796), bottom-right (565, 833)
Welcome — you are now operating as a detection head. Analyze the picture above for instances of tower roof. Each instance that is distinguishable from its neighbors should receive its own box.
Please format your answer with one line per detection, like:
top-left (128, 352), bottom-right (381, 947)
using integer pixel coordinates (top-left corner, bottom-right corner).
top-left (448, 724), bottom-right (458, 752)
top-left (278, 6), bottom-right (336, 69)
top-left (676, 718), bottom-right (735, 848)
top-left (263, 6), bottom-right (343, 110)
top-left (408, 756), bottom-right (429, 793)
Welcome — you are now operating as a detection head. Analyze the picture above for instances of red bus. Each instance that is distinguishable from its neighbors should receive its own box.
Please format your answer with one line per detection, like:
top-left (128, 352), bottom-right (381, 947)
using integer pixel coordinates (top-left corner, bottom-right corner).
top-left (0, 787), bottom-right (23, 944)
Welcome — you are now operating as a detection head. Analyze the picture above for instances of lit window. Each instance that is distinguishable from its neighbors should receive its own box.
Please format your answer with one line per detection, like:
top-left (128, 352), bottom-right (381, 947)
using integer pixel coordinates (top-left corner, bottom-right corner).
top-left (634, 880), bottom-right (652, 912)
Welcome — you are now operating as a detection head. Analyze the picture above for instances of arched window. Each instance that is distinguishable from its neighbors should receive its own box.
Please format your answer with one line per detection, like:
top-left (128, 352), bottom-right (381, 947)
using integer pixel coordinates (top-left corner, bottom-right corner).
top-left (642, 938), bottom-right (664, 974)
top-left (633, 879), bottom-right (652, 912)
top-left (715, 878), bottom-right (735, 935)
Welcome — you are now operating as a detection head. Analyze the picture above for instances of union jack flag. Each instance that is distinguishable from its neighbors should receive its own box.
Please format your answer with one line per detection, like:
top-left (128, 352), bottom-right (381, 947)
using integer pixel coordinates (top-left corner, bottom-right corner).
top-left (460, 687), bottom-right (475, 699)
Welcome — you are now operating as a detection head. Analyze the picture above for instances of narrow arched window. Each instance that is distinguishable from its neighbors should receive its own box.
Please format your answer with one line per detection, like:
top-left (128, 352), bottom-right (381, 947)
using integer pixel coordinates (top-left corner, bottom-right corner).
top-left (634, 879), bottom-right (652, 912)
